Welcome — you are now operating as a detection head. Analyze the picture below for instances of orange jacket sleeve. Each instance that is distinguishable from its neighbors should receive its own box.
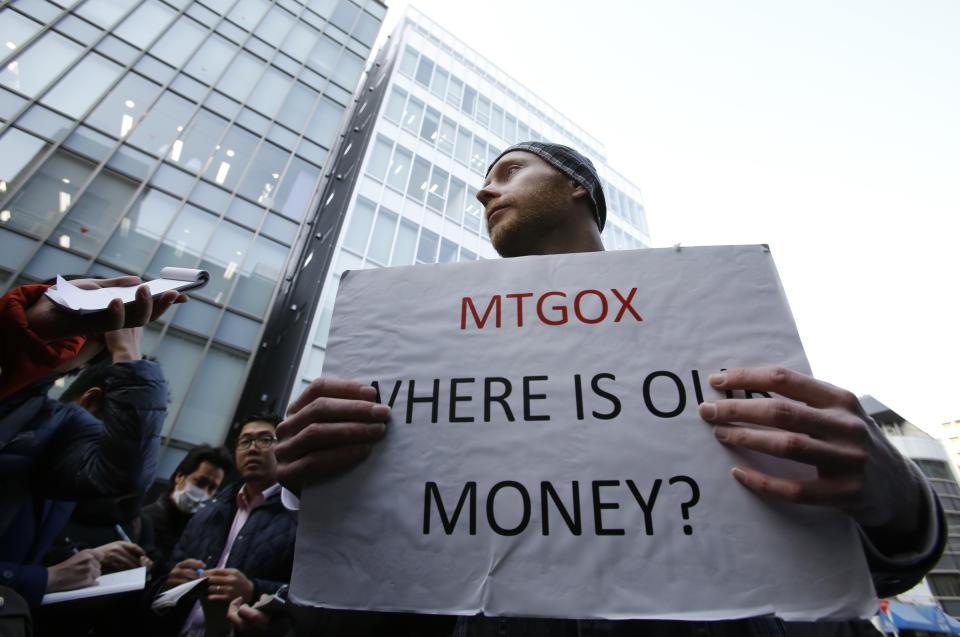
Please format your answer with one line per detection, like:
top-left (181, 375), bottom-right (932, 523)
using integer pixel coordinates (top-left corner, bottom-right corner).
top-left (0, 284), bottom-right (86, 400)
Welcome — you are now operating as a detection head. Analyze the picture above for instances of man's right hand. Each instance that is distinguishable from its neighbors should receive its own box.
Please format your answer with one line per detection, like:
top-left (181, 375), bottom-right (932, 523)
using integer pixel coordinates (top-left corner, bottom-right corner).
top-left (25, 276), bottom-right (186, 341)
top-left (164, 558), bottom-right (206, 590)
top-left (46, 549), bottom-right (101, 593)
top-left (275, 378), bottom-right (390, 496)
top-left (91, 541), bottom-right (145, 573)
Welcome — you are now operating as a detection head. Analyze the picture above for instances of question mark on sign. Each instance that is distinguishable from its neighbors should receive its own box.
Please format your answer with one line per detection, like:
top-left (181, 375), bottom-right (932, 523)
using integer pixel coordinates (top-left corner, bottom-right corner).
top-left (668, 475), bottom-right (700, 535)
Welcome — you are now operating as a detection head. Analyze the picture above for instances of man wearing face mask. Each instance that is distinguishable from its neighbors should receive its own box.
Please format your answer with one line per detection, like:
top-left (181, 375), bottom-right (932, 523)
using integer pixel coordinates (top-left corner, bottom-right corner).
top-left (143, 445), bottom-right (233, 567)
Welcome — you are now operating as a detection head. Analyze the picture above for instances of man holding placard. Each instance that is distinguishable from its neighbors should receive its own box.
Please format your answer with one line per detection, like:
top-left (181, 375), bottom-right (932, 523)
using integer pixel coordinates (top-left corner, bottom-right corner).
top-left (271, 143), bottom-right (943, 634)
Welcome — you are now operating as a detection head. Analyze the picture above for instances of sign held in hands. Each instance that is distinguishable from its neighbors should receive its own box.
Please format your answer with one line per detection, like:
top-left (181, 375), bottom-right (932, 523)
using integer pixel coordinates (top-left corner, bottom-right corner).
top-left (291, 245), bottom-right (876, 621)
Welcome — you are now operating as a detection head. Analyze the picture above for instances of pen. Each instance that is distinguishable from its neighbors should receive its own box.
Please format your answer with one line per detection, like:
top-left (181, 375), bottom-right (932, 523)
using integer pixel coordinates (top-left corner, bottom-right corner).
top-left (114, 524), bottom-right (133, 543)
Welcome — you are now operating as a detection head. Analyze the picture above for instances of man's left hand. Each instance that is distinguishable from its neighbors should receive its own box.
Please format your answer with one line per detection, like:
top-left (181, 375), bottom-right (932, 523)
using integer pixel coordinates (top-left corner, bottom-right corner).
top-left (698, 367), bottom-right (924, 538)
top-left (206, 568), bottom-right (255, 604)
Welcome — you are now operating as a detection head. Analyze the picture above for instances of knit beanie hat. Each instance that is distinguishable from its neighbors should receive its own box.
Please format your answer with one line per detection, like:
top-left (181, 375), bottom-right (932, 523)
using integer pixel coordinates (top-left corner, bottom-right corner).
top-left (485, 141), bottom-right (607, 231)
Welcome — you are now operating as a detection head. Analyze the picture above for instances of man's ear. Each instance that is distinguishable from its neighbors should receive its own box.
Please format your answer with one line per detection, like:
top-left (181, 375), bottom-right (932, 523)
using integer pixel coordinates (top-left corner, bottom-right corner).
top-left (570, 182), bottom-right (589, 200)
top-left (77, 386), bottom-right (104, 415)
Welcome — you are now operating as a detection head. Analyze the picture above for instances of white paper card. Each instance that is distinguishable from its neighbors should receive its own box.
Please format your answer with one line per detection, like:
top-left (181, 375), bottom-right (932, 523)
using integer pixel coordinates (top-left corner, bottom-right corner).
top-left (41, 566), bottom-right (146, 605)
top-left (45, 268), bottom-right (209, 314)
top-left (151, 576), bottom-right (208, 611)
top-left (291, 245), bottom-right (876, 621)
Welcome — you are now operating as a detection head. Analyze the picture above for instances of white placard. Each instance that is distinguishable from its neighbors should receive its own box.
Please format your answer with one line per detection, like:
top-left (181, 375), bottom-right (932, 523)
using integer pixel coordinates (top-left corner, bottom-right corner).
top-left (291, 245), bottom-right (876, 621)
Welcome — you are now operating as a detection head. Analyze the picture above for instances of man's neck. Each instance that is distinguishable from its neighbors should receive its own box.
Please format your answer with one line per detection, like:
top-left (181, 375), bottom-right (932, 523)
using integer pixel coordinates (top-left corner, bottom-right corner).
top-left (524, 224), bottom-right (605, 256)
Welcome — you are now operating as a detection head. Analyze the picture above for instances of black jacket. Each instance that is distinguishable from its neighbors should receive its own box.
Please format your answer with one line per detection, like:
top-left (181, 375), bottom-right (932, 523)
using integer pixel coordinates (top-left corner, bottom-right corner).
top-left (0, 361), bottom-right (166, 605)
top-left (143, 493), bottom-right (192, 567)
top-left (156, 483), bottom-right (297, 632)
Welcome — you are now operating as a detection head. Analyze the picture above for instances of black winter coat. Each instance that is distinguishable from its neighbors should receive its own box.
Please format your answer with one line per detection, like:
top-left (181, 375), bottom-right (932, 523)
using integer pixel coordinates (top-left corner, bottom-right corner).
top-left (156, 483), bottom-right (297, 632)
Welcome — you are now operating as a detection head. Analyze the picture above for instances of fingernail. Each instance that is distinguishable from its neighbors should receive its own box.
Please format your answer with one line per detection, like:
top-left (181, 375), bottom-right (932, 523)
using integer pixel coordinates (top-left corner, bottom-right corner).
top-left (731, 467), bottom-right (747, 483)
top-left (370, 423), bottom-right (386, 436)
top-left (714, 426), bottom-right (729, 441)
top-left (709, 372), bottom-right (727, 387)
top-left (699, 402), bottom-right (717, 420)
top-left (360, 385), bottom-right (377, 398)
top-left (371, 404), bottom-right (390, 420)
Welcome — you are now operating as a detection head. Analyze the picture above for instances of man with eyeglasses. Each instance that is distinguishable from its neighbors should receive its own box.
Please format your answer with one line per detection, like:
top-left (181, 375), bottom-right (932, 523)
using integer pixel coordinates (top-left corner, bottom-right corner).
top-left (154, 414), bottom-right (297, 637)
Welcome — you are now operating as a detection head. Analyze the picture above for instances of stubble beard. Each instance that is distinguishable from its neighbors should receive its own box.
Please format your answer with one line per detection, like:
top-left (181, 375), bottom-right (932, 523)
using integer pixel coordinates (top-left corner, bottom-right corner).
top-left (488, 180), bottom-right (569, 258)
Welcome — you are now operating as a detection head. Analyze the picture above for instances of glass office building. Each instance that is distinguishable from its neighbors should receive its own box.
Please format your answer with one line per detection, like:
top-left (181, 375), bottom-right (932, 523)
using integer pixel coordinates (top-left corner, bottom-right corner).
top-left (0, 0), bottom-right (385, 477)
top-left (866, 396), bottom-right (960, 617)
top-left (280, 7), bottom-right (652, 405)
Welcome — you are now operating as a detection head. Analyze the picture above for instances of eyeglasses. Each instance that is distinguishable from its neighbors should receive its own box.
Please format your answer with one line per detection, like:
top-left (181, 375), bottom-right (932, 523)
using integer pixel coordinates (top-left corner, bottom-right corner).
top-left (237, 436), bottom-right (277, 451)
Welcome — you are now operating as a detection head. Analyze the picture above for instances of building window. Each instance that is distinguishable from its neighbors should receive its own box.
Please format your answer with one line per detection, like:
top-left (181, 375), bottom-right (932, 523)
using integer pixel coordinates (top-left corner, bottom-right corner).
top-left (476, 95), bottom-right (491, 128)
top-left (431, 66), bottom-right (448, 100)
top-left (446, 74), bottom-right (463, 107)
top-left (398, 45), bottom-right (417, 78)
top-left (916, 459), bottom-right (955, 481)
top-left (445, 177), bottom-right (465, 224)
top-left (384, 86), bottom-right (406, 124)
top-left (454, 127), bottom-right (471, 166)
top-left (229, 235), bottom-right (286, 318)
top-left (54, 167), bottom-right (139, 256)
top-left (414, 54), bottom-right (434, 88)
top-left (406, 156), bottom-right (430, 203)
top-left (464, 186), bottom-right (481, 232)
top-left (437, 117), bottom-right (455, 156)
top-left (343, 196), bottom-right (375, 254)
top-left (391, 219), bottom-right (417, 266)
top-left (386, 145), bottom-right (412, 193)
top-left (0, 30), bottom-right (83, 98)
top-left (148, 17), bottom-right (205, 66)
top-left (420, 106), bottom-right (440, 145)
top-left (461, 85), bottom-right (476, 117)
top-left (366, 135), bottom-right (393, 182)
top-left (367, 206), bottom-right (397, 265)
top-left (401, 95), bottom-right (424, 134)
top-left (416, 227), bottom-right (438, 264)
top-left (426, 166), bottom-right (448, 212)
top-left (100, 188), bottom-right (180, 272)
top-left (929, 574), bottom-right (960, 597)
top-left (438, 238), bottom-right (457, 263)
top-left (1, 148), bottom-right (92, 239)
top-left (114, 0), bottom-right (177, 49)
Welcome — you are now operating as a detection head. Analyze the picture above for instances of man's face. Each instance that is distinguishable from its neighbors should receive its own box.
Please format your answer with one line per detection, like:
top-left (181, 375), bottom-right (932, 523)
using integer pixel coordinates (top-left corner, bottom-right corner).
top-left (235, 421), bottom-right (279, 485)
top-left (477, 151), bottom-right (577, 257)
top-left (174, 460), bottom-right (225, 498)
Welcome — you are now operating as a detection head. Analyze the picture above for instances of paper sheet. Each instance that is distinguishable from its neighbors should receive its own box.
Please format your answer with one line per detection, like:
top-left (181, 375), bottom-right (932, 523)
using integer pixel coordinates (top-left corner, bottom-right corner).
top-left (41, 566), bottom-right (146, 605)
top-left (291, 245), bottom-right (878, 621)
top-left (45, 267), bottom-right (209, 314)
top-left (151, 576), bottom-right (209, 611)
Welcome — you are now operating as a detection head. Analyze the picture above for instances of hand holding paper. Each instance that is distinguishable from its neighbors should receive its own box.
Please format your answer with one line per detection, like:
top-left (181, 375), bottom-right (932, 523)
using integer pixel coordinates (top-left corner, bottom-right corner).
top-left (699, 367), bottom-right (926, 543)
top-left (27, 271), bottom-right (198, 340)
top-left (276, 378), bottom-right (390, 495)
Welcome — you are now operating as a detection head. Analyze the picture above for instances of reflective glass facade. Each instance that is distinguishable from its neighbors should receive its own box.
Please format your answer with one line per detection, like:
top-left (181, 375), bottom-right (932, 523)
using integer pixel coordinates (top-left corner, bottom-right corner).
top-left (0, 0), bottom-right (385, 477)
top-left (287, 7), bottom-right (651, 403)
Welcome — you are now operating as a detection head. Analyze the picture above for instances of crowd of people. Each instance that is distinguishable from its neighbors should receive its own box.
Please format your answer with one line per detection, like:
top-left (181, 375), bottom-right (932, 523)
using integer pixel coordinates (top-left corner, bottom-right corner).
top-left (0, 142), bottom-right (946, 636)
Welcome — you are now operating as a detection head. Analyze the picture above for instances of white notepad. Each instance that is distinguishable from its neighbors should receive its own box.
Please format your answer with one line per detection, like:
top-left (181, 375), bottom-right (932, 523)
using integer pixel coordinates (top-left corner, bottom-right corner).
top-left (41, 566), bottom-right (146, 605)
top-left (151, 576), bottom-right (209, 612)
top-left (45, 267), bottom-right (209, 314)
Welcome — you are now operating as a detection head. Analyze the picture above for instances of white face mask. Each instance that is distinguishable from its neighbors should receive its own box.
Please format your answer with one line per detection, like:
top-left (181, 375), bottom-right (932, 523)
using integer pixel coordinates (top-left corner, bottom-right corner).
top-left (171, 482), bottom-right (211, 514)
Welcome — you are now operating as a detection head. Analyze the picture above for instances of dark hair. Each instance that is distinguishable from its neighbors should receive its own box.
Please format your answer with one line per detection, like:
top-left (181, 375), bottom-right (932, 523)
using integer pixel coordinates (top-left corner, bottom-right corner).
top-left (237, 413), bottom-right (282, 432)
top-left (59, 358), bottom-right (112, 403)
top-left (169, 445), bottom-right (234, 487)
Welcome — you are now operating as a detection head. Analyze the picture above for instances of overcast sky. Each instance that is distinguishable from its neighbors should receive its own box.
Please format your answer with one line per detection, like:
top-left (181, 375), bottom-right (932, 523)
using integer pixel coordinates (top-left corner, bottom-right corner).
top-left (380, 0), bottom-right (960, 434)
